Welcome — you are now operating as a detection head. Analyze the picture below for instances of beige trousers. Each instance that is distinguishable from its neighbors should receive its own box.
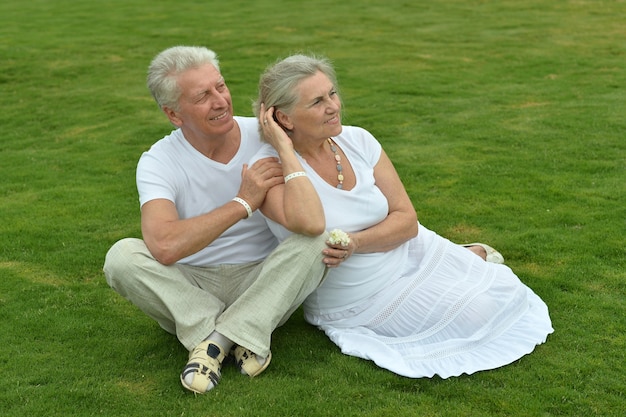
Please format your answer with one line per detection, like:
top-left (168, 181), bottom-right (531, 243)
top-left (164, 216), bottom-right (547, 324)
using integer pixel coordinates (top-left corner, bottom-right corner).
top-left (103, 233), bottom-right (328, 357)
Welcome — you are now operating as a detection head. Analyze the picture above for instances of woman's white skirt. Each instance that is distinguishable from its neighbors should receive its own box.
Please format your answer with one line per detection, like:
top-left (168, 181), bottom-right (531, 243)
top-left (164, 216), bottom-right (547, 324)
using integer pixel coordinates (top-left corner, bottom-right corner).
top-left (304, 225), bottom-right (554, 378)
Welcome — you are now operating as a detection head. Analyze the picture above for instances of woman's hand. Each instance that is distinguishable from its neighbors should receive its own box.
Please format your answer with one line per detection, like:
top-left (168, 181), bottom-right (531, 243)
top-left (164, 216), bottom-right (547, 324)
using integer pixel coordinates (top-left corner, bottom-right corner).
top-left (260, 103), bottom-right (293, 153)
top-left (323, 232), bottom-right (355, 268)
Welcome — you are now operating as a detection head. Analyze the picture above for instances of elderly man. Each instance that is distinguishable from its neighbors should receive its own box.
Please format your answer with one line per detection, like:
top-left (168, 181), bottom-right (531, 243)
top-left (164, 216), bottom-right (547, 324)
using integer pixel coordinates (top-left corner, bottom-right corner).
top-left (103, 46), bottom-right (329, 394)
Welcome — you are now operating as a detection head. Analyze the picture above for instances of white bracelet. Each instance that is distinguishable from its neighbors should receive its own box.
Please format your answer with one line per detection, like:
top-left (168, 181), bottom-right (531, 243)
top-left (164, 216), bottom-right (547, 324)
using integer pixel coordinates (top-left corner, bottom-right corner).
top-left (232, 197), bottom-right (253, 219)
top-left (284, 171), bottom-right (307, 183)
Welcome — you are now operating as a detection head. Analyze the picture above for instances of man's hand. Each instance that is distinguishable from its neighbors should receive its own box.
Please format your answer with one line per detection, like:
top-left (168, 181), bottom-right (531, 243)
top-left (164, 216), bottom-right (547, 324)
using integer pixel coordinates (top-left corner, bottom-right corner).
top-left (237, 157), bottom-right (284, 211)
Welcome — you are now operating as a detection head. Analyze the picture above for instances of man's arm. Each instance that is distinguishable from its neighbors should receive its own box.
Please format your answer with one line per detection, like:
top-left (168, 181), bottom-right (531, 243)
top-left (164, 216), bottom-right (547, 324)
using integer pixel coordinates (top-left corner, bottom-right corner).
top-left (141, 198), bottom-right (250, 265)
top-left (141, 157), bottom-right (284, 265)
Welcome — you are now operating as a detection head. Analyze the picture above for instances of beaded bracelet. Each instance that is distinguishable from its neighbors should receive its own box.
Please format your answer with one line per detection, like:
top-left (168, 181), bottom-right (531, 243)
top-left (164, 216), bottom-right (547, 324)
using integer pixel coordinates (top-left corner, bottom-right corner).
top-left (284, 171), bottom-right (307, 183)
top-left (232, 197), bottom-right (253, 219)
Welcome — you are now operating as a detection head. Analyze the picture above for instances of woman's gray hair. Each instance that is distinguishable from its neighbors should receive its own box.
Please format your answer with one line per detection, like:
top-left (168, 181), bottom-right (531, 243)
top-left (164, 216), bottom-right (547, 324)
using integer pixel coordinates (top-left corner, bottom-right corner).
top-left (253, 54), bottom-right (339, 139)
top-left (147, 46), bottom-right (221, 111)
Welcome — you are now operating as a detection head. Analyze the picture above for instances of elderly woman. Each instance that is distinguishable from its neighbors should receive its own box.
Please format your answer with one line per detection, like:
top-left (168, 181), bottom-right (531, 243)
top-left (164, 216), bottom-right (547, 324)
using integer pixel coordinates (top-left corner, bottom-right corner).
top-left (250, 54), bottom-right (553, 378)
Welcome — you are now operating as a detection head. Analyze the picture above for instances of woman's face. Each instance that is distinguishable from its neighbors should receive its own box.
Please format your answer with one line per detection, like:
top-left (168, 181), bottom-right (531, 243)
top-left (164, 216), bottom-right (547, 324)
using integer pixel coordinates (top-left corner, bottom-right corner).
top-left (284, 71), bottom-right (342, 142)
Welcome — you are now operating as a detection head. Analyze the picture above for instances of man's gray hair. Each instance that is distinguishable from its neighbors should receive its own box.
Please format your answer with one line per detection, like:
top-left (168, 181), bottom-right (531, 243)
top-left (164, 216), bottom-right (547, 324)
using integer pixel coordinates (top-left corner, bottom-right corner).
top-left (147, 46), bottom-right (220, 111)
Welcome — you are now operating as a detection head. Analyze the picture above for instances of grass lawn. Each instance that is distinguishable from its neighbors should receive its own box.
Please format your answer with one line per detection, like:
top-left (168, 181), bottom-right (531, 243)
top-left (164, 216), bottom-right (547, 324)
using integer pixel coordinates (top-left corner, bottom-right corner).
top-left (1, 0), bottom-right (624, 416)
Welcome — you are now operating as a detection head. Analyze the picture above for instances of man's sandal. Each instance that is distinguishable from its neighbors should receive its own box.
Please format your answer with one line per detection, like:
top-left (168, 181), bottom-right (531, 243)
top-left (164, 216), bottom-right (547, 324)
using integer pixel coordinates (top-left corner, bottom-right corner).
top-left (180, 340), bottom-right (226, 394)
top-left (462, 242), bottom-right (505, 264)
top-left (232, 345), bottom-right (272, 377)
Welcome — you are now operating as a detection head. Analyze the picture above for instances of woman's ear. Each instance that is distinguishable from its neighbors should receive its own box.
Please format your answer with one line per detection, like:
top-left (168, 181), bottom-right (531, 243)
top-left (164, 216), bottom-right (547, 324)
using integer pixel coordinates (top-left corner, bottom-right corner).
top-left (275, 109), bottom-right (293, 130)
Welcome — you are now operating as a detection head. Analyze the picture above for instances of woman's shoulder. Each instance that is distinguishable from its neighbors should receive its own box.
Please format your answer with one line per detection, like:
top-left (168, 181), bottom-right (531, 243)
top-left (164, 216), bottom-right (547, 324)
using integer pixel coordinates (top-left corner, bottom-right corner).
top-left (340, 124), bottom-right (371, 137)
top-left (337, 125), bottom-right (382, 157)
top-left (339, 125), bottom-right (379, 145)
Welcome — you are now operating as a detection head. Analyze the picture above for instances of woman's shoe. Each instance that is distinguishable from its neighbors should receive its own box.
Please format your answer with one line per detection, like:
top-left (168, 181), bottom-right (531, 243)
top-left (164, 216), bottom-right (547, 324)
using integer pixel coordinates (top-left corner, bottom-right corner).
top-left (462, 242), bottom-right (505, 264)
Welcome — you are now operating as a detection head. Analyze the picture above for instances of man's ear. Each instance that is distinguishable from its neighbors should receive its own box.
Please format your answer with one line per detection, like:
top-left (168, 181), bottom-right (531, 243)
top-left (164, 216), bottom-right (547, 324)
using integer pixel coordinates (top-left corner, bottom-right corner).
top-left (163, 106), bottom-right (183, 127)
top-left (274, 109), bottom-right (293, 130)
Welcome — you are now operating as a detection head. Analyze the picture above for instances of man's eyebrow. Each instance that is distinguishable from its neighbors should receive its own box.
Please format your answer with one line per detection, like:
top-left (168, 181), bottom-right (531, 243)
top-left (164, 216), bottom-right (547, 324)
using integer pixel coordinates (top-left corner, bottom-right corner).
top-left (192, 76), bottom-right (226, 98)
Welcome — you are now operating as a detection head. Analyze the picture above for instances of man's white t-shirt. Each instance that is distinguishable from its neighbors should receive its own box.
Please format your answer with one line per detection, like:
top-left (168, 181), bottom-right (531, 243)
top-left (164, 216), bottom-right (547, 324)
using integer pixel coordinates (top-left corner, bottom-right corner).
top-left (136, 116), bottom-right (278, 266)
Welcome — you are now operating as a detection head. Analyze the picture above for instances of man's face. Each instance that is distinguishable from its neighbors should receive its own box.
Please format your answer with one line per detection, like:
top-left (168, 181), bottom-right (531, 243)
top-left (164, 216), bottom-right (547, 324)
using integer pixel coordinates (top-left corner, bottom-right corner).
top-left (167, 63), bottom-right (235, 140)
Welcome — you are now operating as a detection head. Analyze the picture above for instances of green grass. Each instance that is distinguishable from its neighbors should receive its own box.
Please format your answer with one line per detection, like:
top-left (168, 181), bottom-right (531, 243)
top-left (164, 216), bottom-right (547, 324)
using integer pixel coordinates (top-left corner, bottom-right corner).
top-left (1, 0), bottom-right (625, 415)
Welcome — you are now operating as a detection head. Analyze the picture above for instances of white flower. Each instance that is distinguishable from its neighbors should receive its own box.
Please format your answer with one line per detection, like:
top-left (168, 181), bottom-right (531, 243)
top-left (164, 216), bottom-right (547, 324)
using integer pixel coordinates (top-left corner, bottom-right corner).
top-left (328, 229), bottom-right (350, 247)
